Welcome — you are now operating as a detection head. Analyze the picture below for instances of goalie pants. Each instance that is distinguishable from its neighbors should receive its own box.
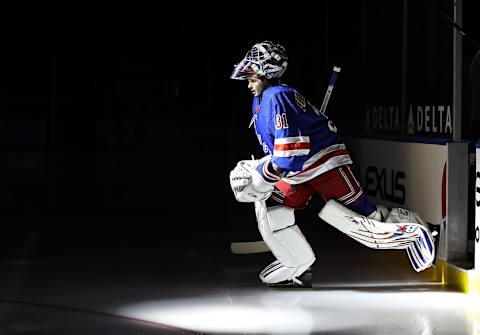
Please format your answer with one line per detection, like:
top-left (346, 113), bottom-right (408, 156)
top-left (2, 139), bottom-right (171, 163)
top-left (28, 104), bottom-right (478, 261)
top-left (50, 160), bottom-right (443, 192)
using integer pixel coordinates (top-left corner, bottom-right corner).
top-left (269, 165), bottom-right (376, 216)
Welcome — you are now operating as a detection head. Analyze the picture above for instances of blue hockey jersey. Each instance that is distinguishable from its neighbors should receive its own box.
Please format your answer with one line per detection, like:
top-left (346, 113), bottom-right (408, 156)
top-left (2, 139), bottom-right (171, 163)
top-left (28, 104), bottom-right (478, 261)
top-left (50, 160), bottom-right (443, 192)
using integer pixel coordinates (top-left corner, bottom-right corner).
top-left (252, 84), bottom-right (352, 184)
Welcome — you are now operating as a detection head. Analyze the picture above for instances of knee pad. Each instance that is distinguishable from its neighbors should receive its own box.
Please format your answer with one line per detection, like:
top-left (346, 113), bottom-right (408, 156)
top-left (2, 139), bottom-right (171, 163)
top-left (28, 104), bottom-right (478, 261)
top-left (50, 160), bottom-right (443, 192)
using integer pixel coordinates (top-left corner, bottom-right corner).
top-left (255, 202), bottom-right (315, 283)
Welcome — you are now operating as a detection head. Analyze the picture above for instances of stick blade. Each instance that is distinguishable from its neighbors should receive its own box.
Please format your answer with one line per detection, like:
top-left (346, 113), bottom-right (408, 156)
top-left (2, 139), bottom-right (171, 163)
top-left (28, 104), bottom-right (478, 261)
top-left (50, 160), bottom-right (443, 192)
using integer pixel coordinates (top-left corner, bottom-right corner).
top-left (230, 241), bottom-right (269, 254)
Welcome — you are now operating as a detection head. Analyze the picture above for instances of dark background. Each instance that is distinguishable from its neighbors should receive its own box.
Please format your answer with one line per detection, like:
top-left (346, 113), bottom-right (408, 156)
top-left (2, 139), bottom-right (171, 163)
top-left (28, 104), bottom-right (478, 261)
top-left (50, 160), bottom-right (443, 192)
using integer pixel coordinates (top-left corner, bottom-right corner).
top-left (1, 1), bottom-right (479, 260)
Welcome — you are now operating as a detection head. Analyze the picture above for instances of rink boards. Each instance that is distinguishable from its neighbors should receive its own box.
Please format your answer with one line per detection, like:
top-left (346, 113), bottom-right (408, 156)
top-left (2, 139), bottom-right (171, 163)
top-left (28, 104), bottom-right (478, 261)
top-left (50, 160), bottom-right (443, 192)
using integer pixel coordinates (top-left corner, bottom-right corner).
top-left (476, 142), bottom-right (480, 271)
top-left (345, 137), bottom-right (480, 293)
top-left (345, 137), bottom-right (447, 226)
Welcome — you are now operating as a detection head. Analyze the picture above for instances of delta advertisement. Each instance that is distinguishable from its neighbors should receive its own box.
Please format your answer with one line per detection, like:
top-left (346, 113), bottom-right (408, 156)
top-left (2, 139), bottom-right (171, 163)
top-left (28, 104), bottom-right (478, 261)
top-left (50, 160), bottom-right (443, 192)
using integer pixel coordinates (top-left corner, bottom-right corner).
top-left (364, 104), bottom-right (453, 138)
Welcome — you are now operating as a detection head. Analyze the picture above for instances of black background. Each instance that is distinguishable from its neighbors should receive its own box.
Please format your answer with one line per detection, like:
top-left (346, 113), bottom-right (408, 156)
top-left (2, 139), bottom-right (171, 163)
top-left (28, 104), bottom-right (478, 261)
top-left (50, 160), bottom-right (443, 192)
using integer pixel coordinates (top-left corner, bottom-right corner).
top-left (1, 1), bottom-right (479, 259)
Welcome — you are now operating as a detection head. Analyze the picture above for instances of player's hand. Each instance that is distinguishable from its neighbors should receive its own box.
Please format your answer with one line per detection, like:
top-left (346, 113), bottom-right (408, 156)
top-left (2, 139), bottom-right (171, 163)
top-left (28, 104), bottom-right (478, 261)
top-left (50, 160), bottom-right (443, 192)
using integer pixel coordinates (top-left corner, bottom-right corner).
top-left (229, 160), bottom-right (273, 203)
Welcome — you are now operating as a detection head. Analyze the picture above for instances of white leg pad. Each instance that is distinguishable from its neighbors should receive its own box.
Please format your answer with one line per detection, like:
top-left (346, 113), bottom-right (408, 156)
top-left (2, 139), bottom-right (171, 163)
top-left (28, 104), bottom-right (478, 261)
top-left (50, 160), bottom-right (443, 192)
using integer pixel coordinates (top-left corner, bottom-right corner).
top-left (386, 208), bottom-right (436, 272)
top-left (318, 200), bottom-right (435, 272)
top-left (255, 201), bottom-right (315, 284)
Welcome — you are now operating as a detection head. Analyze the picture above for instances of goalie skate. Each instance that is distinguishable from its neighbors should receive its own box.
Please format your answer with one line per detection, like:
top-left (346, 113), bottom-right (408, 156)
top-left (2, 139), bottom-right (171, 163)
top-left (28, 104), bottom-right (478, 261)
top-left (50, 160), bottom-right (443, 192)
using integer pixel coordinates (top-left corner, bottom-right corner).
top-left (260, 260), bottom-right (313, 288)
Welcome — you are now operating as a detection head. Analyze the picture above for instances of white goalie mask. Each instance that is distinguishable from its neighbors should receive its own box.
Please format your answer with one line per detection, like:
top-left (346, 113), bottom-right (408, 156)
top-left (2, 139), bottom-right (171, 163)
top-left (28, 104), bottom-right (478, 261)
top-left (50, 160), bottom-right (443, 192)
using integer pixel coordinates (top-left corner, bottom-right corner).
top-left (231, 40), bottom-right (288, 80)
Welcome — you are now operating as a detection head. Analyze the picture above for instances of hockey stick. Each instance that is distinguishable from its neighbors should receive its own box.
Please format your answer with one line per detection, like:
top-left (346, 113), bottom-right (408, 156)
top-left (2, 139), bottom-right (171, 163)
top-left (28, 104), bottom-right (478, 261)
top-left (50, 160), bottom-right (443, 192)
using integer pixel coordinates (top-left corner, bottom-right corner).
top-left (317, 66), bottom-right (341, 115)
top-left (230, 240), bottom-right (270, 254)
top-left (230, 66), bottom-right (341, 255)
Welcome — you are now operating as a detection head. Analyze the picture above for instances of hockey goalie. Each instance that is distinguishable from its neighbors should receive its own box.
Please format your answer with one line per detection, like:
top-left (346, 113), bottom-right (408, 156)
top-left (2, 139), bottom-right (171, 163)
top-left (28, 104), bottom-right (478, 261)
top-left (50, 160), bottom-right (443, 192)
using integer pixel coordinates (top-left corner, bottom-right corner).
top-left (228, 40), bottom-right (437, 288)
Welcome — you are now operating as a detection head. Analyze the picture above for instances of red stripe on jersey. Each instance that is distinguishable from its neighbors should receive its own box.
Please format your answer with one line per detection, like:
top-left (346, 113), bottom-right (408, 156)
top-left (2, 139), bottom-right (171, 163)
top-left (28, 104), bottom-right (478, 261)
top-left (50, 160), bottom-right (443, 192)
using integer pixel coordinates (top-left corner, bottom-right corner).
top-left (274, 142), bottom-right (311, 152)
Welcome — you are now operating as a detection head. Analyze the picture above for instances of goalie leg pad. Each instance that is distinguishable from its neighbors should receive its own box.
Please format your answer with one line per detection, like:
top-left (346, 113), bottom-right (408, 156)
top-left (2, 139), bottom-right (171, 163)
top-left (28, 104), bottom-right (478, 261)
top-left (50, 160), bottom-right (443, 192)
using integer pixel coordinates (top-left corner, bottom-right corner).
top-left (386, 208), bottom-right (435, 272)
top-left (318, 200), bottom-right (435, 271)
top-left (385, 207), bottom-right (425, 225)
top-left (319, 200), bottom-right (419, 249)
top-left (255, 201), bottom-right (315, 284)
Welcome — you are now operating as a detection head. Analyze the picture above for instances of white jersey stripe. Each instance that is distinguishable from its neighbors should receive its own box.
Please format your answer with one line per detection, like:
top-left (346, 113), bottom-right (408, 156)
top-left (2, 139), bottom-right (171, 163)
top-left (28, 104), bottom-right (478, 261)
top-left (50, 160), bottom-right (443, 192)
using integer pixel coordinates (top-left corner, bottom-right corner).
top-left (274, 136), bottom-right (310, 145)
top-left (273, 148), bottom-right (310, 157)
top-left (283, 155), bottom-right (353, 184)
top-left (301, 144), bottom-right (347, 170)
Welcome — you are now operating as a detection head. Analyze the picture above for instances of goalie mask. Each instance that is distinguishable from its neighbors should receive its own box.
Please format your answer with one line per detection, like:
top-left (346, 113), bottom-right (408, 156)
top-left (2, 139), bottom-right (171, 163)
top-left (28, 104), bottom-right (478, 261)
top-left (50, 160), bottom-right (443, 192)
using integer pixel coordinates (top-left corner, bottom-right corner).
top-left (231, 41), bottom-right (288, 80)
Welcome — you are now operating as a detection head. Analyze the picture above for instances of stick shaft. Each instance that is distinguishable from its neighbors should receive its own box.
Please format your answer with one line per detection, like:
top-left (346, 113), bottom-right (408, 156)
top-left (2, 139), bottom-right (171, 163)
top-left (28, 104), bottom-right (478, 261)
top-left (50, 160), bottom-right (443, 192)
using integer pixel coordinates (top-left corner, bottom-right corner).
top-left (318, 66), bottom-right (341, 115)
top-left (230, 241), bottom-right (269, 254)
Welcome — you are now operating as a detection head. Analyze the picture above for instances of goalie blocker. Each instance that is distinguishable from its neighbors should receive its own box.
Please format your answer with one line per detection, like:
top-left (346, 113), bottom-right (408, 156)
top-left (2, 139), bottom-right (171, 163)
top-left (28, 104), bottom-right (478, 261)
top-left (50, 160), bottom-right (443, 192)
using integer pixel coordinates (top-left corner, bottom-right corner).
top-left (318, 200), bottom-right (437, 272)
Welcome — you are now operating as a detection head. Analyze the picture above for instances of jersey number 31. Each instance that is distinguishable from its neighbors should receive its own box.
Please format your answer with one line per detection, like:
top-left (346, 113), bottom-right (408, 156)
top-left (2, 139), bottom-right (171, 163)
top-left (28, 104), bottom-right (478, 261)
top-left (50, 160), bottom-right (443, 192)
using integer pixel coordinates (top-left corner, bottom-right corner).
top-left (275, 113), bottom-right (289, 129)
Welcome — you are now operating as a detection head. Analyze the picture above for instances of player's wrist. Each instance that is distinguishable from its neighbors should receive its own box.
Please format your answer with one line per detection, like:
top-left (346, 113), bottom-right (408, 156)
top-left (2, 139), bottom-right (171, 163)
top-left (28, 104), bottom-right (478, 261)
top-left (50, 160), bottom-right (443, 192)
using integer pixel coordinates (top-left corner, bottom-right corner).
top-left (255, 160), bottom-right (281, 185)
top-left (270, 161), bottom-right (285, 177)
